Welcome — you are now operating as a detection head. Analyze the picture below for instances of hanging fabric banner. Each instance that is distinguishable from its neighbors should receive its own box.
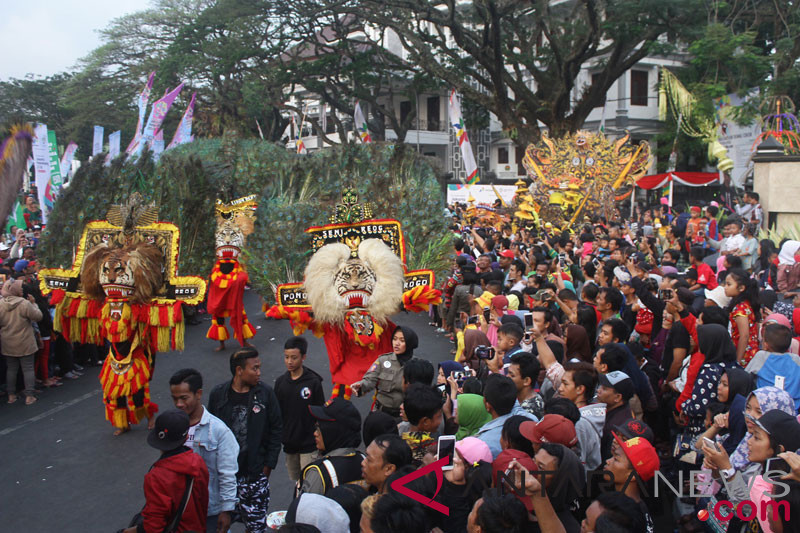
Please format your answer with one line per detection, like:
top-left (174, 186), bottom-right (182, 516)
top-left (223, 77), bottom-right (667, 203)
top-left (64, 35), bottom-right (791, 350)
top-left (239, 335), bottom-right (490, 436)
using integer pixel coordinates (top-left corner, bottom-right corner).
top-left (133, 82), bottom-right (184, 158)
top-left (448, 90), bottom-right (479, 184)
top-left (32, 124), bottom-right (51, 224)
top-left (92, 126), bottom-right (104, 156)
top-left (105, 131), bottom-right (121, 166)
top-left (354, 101), bottom-right (372, 143)
top-left (126, 71), bottom-right (156, 155)
top-left (60, 142), bottom-right (78, 180)
top-left (152, 129), bottom-right (165, 162)
top-left (167, 92), bottom-right (196, 150)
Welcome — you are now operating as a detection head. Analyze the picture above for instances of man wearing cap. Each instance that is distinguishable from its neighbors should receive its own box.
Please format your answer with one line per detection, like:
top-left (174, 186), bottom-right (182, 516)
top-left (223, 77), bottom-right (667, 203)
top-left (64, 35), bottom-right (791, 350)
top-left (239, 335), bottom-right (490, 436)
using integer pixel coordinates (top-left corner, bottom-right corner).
top-left (597, 371), bottom-right (635, 462)
top-left (208, 348), bottom-right (282, 533)
top-left (605, 432), bottom-right (659, 533)
top-left (301, 398), bottom-right (365, 495)
top-left (122, 409), bottom-right (209, 533)
top-left (520, 414), bottom-right (578, 452)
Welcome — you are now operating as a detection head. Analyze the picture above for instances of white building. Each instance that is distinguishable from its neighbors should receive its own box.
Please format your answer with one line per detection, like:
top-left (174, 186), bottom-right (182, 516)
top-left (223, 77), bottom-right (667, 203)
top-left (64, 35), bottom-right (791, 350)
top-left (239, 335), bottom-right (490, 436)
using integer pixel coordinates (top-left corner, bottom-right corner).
top-left (286, 18), bottom-right (686, 184)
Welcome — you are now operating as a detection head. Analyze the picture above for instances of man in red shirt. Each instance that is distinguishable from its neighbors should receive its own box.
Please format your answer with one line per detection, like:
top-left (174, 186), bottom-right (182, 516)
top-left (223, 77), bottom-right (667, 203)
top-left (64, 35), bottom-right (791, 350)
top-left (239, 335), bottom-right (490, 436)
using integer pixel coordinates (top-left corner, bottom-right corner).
top-left (689, 247), bottom-right (717, 292)
top-left (123, 409), bottom-right (210, 533)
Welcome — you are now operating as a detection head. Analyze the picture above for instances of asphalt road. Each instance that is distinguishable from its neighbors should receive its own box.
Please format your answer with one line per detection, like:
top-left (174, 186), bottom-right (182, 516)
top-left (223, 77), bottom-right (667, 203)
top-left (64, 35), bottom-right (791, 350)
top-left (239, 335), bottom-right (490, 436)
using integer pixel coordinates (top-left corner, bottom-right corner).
top-left (0, 291), bottom-right (453, 533)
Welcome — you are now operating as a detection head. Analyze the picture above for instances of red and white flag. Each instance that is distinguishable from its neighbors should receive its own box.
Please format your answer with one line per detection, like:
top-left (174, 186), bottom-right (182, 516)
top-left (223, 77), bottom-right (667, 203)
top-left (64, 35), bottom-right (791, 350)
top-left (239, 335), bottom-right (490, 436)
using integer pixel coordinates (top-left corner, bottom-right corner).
top-left (448, 90), bottom-right (479, 183)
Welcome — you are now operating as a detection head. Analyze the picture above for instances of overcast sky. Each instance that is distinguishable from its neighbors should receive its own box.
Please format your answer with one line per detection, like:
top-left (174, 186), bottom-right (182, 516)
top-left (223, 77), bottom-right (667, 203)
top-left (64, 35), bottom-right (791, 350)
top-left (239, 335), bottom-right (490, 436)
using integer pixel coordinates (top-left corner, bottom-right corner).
top-left (0, 0), bottom-right (146, 80)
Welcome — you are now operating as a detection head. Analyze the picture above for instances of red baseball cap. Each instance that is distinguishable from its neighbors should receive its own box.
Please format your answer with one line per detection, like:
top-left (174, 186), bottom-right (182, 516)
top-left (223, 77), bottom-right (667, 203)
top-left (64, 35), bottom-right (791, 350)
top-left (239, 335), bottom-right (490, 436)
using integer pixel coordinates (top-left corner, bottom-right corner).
top-left (499, 249), bottom-right (515, 259)
top-left (490, 295), bottom-right (509, 313)
top-left (520, 415), bottom-right (578, 447)
top-left (612, 433), bottom-right (660, 481)
top-left (492, 449), bottom-right (537, 511)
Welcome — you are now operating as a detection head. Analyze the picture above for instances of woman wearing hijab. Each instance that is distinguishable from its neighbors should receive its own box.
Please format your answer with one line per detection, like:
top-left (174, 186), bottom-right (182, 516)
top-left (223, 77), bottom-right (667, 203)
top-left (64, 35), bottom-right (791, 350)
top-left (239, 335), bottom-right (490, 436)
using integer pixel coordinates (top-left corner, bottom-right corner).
top-left (680, 324), bottom-right (738, 438)
top-left (729, 386), bottom-right (796, 474)
top-left (777, 240), bottom-right (800, 294)
top-left (351, 326), bottom-right (419, 417)
top-left (459, 327), bottom-right (491, 370)
top-left (454, 394), bottom-right (492, 440)
top-left (565, 324), bottom-right (592, 362)
top-left (697, 367), bottom-right (755, 458)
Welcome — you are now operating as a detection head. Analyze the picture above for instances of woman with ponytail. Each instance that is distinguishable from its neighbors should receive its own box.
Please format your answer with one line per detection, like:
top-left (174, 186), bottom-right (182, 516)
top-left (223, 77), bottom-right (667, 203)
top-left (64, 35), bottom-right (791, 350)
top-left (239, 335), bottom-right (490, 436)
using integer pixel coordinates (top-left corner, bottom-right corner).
top-left (723, 268), bottom-right (761, 366)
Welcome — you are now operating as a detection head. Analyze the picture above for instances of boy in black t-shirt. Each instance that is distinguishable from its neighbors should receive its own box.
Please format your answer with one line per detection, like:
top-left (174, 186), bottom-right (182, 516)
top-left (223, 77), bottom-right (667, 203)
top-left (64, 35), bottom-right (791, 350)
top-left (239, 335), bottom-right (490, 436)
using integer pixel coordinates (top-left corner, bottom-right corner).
top-left (274, 336), bottom-right (325, 483)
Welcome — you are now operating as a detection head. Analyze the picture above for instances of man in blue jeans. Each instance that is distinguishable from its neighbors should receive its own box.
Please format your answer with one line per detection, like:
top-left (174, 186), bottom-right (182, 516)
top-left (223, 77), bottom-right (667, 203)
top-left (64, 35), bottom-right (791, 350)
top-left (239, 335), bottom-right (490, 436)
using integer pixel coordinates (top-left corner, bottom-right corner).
top-left (170, 368), bottom-right (239, 533)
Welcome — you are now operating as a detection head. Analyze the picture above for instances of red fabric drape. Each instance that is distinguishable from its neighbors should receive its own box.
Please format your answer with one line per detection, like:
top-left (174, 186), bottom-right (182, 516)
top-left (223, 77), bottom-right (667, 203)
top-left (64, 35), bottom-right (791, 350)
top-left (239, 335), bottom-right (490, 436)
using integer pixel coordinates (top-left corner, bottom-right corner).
top-left (635, 172), bottom-right (720, 190)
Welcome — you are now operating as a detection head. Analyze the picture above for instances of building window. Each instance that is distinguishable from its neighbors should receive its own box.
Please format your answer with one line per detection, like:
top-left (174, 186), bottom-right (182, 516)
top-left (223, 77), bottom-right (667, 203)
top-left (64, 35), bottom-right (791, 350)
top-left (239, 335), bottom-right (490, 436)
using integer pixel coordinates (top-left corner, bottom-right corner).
top-left (631, 70), bottom-right (649, 106)
top-left (400, 100), bottom-right (412, 126)
top-left (497, 146), bottom-right (509, 165)
top-left (591, 73), bottom-right (606, 108)
top-left (427, 96), bottom-right (440, 131)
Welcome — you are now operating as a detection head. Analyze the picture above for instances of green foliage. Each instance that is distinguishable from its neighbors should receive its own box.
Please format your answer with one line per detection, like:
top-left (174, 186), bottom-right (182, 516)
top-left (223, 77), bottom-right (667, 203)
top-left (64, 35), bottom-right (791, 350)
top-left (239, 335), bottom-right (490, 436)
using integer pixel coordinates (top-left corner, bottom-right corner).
top-left (246, 143), bottom-right (451, 301)
top-left (39, 140), bottom-right (450, 304)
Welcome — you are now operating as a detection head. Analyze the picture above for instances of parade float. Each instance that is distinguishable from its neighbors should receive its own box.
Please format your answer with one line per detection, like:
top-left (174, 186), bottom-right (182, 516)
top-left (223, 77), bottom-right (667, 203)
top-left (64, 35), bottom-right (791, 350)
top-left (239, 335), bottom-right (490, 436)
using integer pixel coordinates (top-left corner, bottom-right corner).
top-left (38, 194), bottom-right (206, 432)
top-left (206, 195), bottom-right (259, 349)
top-left (265, 188), bottom-right (442, 399)
top-left (521, 130), bottom-right (652, 228)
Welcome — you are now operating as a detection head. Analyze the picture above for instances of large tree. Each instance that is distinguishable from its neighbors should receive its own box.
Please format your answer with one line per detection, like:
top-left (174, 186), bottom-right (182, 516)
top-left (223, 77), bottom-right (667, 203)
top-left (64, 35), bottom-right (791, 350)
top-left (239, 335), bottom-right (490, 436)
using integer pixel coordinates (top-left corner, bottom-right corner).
top-left (309, 0), bottom-right (706, 146)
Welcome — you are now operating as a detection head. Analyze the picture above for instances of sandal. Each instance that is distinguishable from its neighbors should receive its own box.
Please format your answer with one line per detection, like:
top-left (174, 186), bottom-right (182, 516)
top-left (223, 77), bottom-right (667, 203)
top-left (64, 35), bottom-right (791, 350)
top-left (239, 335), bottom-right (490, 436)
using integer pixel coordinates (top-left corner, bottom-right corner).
top-left (7, 394), bottom-right (18, 404)
top-left (25, 396), bottom-right (37, 405)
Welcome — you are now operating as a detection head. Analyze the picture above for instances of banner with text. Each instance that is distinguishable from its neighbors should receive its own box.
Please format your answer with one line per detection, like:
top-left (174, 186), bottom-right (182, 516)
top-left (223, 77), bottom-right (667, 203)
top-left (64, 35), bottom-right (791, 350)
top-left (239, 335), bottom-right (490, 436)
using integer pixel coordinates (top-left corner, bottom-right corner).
top-left (32, 124), bottom-right (51, 224)
top-left (60, 142), bottom-right (78, 180)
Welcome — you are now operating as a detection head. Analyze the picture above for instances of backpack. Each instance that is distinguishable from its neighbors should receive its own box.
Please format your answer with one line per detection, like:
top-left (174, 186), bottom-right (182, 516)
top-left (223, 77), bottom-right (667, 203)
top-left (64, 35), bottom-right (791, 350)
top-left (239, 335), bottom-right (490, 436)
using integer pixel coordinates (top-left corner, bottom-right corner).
top-left (301, 451), bottom-right (366, 495)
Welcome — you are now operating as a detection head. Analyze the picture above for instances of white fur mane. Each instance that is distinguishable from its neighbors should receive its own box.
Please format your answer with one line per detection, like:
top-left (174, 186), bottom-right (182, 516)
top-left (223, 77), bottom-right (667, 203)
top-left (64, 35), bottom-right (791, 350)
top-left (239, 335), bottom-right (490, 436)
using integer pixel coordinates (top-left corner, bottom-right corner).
top-left (303, 239), bottom-right (404, 324)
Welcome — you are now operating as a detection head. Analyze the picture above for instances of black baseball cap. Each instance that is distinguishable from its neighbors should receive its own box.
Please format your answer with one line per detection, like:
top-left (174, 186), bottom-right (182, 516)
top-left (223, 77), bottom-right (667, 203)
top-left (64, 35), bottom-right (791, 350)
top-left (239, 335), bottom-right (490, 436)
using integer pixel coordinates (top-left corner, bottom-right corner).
top-left (615, 418), bottom-right (655, 445)
top-left (147, 409), bottom-right (191, 451)
top-left (309, 398), bottom-right (362, 433)
top-left (598, 371), bottom-right (635, 402)
top-left (754, 410), bottom-right (800, 453)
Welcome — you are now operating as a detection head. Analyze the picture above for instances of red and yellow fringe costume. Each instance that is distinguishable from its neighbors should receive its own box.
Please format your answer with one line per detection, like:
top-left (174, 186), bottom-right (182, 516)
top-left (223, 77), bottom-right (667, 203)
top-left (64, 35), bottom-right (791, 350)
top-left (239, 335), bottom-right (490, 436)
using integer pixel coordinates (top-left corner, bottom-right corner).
top-left (206, 259), bottom-right (255, 345)
top-left (50, 289), bottom-right (184, 429)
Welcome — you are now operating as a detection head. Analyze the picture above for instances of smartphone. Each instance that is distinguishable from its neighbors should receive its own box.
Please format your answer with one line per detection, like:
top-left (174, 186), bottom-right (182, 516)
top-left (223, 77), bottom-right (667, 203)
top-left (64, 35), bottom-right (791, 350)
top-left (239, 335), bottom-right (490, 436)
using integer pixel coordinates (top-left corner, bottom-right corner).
top-left (523, 332), bottom-right (532, 344)
top-left (592, 257), bottom-right (601, 268)
top-left (454, 319), bottom-right (464, 331)
top-left (436, 383), bottom-right (447, 397)
top-left (438, 435), bottom-right (456, 471)
top-left (659, 288), bottom-right (673, 301)
top-left (523, 313), bottom-right (534, 330)
top-left (483, 306), bottom-right (491, 323)
top-left (558, 253), bottom-right (566, 268)
top-left (467, 315), bottom-right (479, 326)
top-left (702, 437), bottom-right (720, 452)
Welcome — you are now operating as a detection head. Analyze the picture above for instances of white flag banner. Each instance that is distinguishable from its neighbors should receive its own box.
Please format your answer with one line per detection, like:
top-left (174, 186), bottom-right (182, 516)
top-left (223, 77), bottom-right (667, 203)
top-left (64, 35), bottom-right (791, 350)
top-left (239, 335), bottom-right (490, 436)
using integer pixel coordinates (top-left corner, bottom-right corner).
top-left (32, 124), bottom-right (52, 224)
top-left (448, 90), bottom-right (479, 183)
top-left (354, 101), bottom-right (372, 143)
top-left (92, 126), bottom-right (104, 156)
top-left (105, 131), bottom-right (121, 166)
top-left (60, 142), bottom-right (78, 179)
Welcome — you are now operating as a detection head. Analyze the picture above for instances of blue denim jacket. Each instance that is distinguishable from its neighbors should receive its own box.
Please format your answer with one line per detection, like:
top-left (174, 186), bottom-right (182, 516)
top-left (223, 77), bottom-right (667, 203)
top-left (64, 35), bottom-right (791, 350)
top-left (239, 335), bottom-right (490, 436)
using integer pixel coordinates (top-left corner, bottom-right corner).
top-left (475, 402), bottom-right (537, 459)
top-left (192, 407), bottom-right (239, 515)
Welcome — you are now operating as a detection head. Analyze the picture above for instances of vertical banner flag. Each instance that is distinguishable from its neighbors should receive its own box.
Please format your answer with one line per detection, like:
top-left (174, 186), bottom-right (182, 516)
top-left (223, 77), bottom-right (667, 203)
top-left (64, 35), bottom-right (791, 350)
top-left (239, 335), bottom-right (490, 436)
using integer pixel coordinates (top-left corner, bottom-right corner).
top-left (126, 71), bottom-right (156, 154)
top-left (5, 200), bottom-right (25, 233)
top-left (448, 90), bottom-right (479, 184)
top-left (354, 101), bottom-right (372, 143)
top-left (60, 142), bottom-right (78, 180)
top-left (167, 92), bottom-right (196, 150)
top-left (32, 124), bottom-right (51, 224)
top-left (320, 102), bottom-right (327, 134)
top-left (294, 114), bottom-right (307, 154)
top-left (134, 82), bottom-right (184, 158)
top-left (105, 130), bottom-right (121, 166)
top-left (44, 130), bottom-right (62, 217)
top-left (92, 126), bottom-right (104, 156)
top-left (152, 129), bottom-right (165, 161)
